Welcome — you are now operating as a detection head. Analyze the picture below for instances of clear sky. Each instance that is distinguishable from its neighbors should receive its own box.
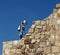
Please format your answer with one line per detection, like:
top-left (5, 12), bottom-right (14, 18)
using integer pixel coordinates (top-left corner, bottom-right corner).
top-left (0, 0), bottom-right (60, 55)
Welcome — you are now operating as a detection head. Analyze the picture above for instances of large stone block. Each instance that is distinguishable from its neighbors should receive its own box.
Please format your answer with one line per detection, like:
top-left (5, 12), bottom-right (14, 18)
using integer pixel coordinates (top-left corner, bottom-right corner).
top-left (36, 47), bottom-right (43, 53)
top-left (55, 40), bottom-right (60, 46)
top-left (39, 42), bottom-right (46, 47)
top-left (35, 21), bottom-right (40, 25)
top-left (4, 48), bottom-right (10, 55)
top-left (55, 34), bottom-right (60, 40)
top-left (52, 46), bottom-right (60, 53)
top-left (43, 25), bottom-right (47, 31)
top-left (24, 38), bottom-right (31, 44)
top-left (44, 46), bottom-right (51, 54)
top-left (29, 43), bottom-right (34, 49)
top-left (47, 53), bottom-right (54, 55)
top-left (19, 39), bottom-right (24, 45)
top-left (56, 4), bottom-right (60, 8)
top-left (49, 34), bottom-right (55, 42)
top-left (53, 9), bottom-right (58, 13)
top-left (35, 33), bottom-right (41, 39)
top-left (28, 28), bottom-right (34, 33)
top-left (41, 20), bottom-right (46, 25)
top-left (31, 39), bottom-right (36, 44)
top-left (54, 53), bottom-right (60, 55)
top-left (57, 9), bottom-right (60, 17)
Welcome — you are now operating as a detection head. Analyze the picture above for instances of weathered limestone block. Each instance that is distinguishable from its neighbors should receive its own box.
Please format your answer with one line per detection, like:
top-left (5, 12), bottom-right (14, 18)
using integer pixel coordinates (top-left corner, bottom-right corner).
top-left (55, 34), bottom-right (60, 40)
top-left (55, 40), bottom-right (60, 46)
top-left (45, 31), bottom-right (50, 35)
top-left (54, 53), bottom-right (60, 55)
top-left (36, 25), bottom-right (43, 29)
top-left (52, 46), bottom-right (60, 53)
top-left (17, 44), bottom-right (22, 49)
top-left (13, 40), bottom-right (18, 46)
top-left (29, 35), bottom-right (35, 39)
top-left (35, 25), bottom-right (43, 33)
top-left (29, 53), bottom-right (35, 55)
top-left (57, 9), bottom-right (60, 17)
top-left (39, 41), bottom-right (46, 47)
top-left (49, 34), bottom-right (55, 46)
top-left (3, 41), bottom-right (13, 50)
top-left (29, 43), bottom-right (34, 49)
top-left (31, 39), bottom-right (36, 44)
top-left (56, 19), bottom-right (60, 24)
top-left (47, 53), bottom-right (54, 55)
top-left (40, 34), bottom-right (45, 39)
top-left (25, 48), bottom-right (28, 54)
top-left (35, 21), bottom-right (40, 25)
top-left (46, 40), bottom-right (50, 46)
top-left (26, 45), bottom-right (29, 49)
top-left (36, 39), bottom-right (40, 43)
top-left (26, 33), bottom-right (31, 37)
top-left (21, 45), bottom-right (26, 50)
top-left (36, 52), bottom-right (44, 55)
top-left (34, 43), bottom-right (39, 49)
top-left (43, 25), bottom-right (47, 31)
top-left (16, 49), bottom-right (21, 54)
top-left (44, 47), bottom-right (51, 54)
top-left (24, 38), bottom-right (31, 44)
top-left (19, 39), bottom-right (24, 45)
top-left (36, 47), bottom-right (43, 53)
top-left (56, 4), bottom-right (60, 8)
top-left (28, 28), bottom-right (34, 33)
top-left (41, 20), bottom-right (46, 25)
top-left (31, 24), bottom-right (36, 29)
top-left (4, 48), bottom-right (10, 55)
top-left (46, 24), bottom-right (51, 31)
top-left (53, 9), bottom-right (58, 13)
top-left (31, 48), bottom-right (36, 53)
top-left (46, 19), bottom-right (50, 24)
top-left (41, 32), bottom-right (45, 35)
top-left (35, 33), bottom-right (41, 39)
top-left (10, 49), bottom-right (16, 54)
top-left (49, 34), bottom-right (55, 42)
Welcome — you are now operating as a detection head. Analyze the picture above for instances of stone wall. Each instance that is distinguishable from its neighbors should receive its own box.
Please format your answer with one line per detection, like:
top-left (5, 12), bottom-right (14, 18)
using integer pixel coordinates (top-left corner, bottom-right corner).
top-left (2, 4), bottom-right (60, 55)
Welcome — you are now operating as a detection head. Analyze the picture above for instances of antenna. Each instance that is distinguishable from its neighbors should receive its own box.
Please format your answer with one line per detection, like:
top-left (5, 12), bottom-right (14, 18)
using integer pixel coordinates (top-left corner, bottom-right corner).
top-left (18, 20), bottom-right (27, 39)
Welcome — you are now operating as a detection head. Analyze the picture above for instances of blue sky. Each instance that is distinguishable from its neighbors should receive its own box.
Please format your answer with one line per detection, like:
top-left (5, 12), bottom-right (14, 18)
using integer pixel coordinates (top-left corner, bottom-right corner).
top-left (0, 0), bottom-right (60, 55)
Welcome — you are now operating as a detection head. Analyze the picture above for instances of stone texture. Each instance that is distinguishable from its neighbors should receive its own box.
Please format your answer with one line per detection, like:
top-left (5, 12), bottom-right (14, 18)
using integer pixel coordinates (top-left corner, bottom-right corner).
top-left (52, 46), bottom-right (60, 53)
top-left (31, 39), bottom-right (36, 44)
top-left (28, 28), bottom-right (34, 33)
top-left (41, 20), bottom-right (46, 25)
top-left (44, 47), bottom-right (51, 54)
top-left (55, 40), bottom-right (60, 46)
top-left (24, 38), bottom-right (31, 44)
top-left (56, 4), bottom-right (60, 8)
top-left (2, 4), bottom-right (60, 55)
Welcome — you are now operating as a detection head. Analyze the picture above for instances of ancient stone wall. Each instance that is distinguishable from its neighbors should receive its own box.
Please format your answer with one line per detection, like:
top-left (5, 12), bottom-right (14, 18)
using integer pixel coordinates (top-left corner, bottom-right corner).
top-left (2, 4), bottom-right (60, 55)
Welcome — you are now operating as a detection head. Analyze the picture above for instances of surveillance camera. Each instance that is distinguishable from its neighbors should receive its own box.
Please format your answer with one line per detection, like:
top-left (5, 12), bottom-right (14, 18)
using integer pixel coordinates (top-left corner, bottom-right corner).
top-left (18, 25), bottom-right (21, 31)
top-left (22, 20), bottom-right (27, 26)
